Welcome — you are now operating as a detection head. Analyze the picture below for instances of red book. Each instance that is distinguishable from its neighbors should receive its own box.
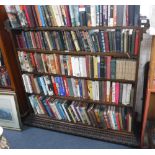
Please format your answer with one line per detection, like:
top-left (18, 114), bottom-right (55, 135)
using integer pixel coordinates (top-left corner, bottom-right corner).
top-left (64, 5), bottom-right (71, 27)
top-left (37, 32), bottom-right (43, 49)
top-left (115, 82), bottom-right (120, 105)
top-left (30, 32), bottom-right (37, 48)
top-left (51, 76), bottom-right (58, 95)
top-left (115, 112), bottom-right (121, 130)
top-left (106, 56), bottom-right (111, 79)
top-left (62, 77), bottom-right (70, 96)
top-left (23, 5), bottom-right (36, 27)
top-left (34, 32), bottom-right (41, 49)
top-left (30, 53), bottom-right (36, 70)
top-left (134, 30), bottom-right (140, 55)
top-left (104, 31), bottom-right (110, 52)
top-left (23, 6), bottom-right (31, 27)
top-left (86, 55), bottom-right (90, 77)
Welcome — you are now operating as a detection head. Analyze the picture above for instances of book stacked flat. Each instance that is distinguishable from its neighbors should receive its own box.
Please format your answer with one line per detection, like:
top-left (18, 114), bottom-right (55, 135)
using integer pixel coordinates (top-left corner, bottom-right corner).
top-left (5, 5), bottom-right (140, 28)
top-left (28, 95), bottom-right (132, 132)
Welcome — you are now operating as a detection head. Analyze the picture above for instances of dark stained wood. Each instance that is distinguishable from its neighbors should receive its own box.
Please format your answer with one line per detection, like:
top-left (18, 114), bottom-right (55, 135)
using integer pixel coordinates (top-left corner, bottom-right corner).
top-left (22, 70), bottom-right (136, 84)
top-left (0, 6), bottom-right (29, 117)
top-left (17, 48), bottom-right (137, 59)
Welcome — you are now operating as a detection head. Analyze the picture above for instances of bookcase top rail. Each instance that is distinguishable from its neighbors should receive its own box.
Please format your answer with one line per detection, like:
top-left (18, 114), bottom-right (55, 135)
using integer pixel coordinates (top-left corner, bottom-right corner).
top-left (10, 26), bottom-right (146, 31)
top-left (26, 92), bottom-right (133, 108)
top-left (22, 71), bottom-right (135, 84)
top-left (17, 48), bottom-right (137, 59)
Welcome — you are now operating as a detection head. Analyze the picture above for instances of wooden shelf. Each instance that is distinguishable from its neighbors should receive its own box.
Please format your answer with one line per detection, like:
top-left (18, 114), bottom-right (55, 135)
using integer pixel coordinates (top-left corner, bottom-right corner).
top-left (34, 113), bottom-right (133, 134)
top-left (26, 92), bottom-right (133, 108)
top-left (0, 86), bottom-right (12, 90)
top-left (22, 71), bottom-right (136, 84)
top-left (17, 48), bottom-right (137, 59)
top-left (11, 26), bottom-right (146, 31)
top-left (24, 113), bottom-right (140, 147)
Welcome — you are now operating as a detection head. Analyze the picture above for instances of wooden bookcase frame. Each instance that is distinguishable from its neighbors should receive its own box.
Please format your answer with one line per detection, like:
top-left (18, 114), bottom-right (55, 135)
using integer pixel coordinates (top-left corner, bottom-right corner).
top-left (5, 7), bottom-right (148, 147)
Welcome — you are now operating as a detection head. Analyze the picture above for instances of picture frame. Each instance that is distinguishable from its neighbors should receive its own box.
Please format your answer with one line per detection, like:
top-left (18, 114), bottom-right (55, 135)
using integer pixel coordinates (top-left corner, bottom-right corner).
top-left (0, 90), bottom-right (22, 130)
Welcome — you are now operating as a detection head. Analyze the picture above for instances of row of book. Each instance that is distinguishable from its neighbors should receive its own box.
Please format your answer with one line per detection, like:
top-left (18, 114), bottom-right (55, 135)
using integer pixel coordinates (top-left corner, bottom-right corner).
top-left (16, 29), bottom-right (140, 55)
top-left (22, 74), bottom-right (134, 105)
top-left (5, 5), bottom-right (140, 28)
top-left (28, 95), bottom-right (132, 132)
top-left (0, 68), bottom-right (11, 87)
top-left (18, 51), bottom-right (136, 81)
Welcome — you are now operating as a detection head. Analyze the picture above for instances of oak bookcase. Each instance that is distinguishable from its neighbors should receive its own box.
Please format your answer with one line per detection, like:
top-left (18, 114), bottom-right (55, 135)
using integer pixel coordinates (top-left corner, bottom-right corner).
top-left (4, 6), bottom-right (149, 147)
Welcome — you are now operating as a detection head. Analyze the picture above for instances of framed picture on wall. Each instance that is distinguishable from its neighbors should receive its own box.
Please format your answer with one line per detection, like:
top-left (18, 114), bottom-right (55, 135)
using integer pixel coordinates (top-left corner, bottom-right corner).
top-left (0, 90), bottom-right (22, 130)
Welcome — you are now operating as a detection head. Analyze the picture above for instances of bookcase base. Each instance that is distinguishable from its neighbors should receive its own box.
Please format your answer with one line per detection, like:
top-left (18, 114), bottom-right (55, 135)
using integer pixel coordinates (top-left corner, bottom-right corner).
top-left (24, 114), bottom-right (140, 148)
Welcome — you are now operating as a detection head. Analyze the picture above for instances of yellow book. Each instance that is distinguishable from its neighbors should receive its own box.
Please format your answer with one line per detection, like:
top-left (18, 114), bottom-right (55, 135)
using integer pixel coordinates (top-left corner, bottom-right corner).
top-left (93, 56), bottom-right (98, 78)
top-left (87, 80), bottom-right (93, 100)
top-left (71, 31), bottom-right (80, 51)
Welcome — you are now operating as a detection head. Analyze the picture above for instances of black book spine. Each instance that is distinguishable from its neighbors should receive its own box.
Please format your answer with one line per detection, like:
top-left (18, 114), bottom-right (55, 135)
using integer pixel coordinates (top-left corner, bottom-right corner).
top-left (128, 5), bottom-right (134, 26)
top-left (99, 5), bottom-right (103, 26)
top-left (79, 7), bottom-right (87, 26)
top-left (115, 29), bottom-right (121, 52)
top-left (134, 5), bottom-right (140, 26)
top-left (76, 31), bottom-right (85, 51)
top-left (43, 6), bottom-right (52, 26)
top-left (100, 57), bottom-right (105, 78)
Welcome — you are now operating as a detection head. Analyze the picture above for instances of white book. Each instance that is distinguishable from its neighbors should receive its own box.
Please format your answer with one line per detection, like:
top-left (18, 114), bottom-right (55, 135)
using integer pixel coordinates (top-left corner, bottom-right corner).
top-left (70, 102), bottom-right (80, 121)
top-left (26, 74), bottom-right (33, 93)
top-left (95, 81), bottom-right (99, 101)
top-left (90, 5), bottom-right (96, 26)
top-left (44, 32), bottom-right (53, 50)
top-left (106, 81), bottom-right (111, 102)
top-left (51, 101), bottom-right (62, 120)
top-left (57, 6), bottom-right (64, 26)
top-left (79, 57), bottom-right (84, 77)
top-left (28, 96), bottom-right (38, 114)
top-left (76, 105), bottom-right (85, 124)
top-left (126, 84), bottom-right (132, 105)
top-left (71, 57), bottom-right (76, 76)
top-left (71, 78), bottom-right (77, 97)
top-left (112, 82), bottom-right (116, 103)
top-left (75, 57), bottom-right (81, 77)
top-left (43, 76), bottom-right (54, 96)
top-left (60, 55), bottom-right (65, 75)
top-left (61, 102), bottom-right (71, 122)
top-left (52, 6), bottom-right (62, 26)
top-left (82, 107), bottom-right (91, 125)
top-left (22, 74), bottom-right (28, 93)
top-left (123, 6), bottom-right (127, 26)
top-left (92, 81), bottom-right (96, 100)
top-left (122, 84), bottom-right (127, 105)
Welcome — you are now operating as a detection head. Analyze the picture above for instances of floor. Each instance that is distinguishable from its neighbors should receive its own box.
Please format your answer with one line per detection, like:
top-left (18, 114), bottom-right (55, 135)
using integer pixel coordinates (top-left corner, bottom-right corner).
top-left (3, 126), bottom-right (131, 149)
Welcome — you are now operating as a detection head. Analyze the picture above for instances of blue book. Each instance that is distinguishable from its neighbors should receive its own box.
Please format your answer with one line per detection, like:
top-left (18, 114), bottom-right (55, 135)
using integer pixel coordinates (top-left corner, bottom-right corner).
top-left (54, 77), bottom-right (60, 95)
top-left (39, 77), bottom-right (48, 95)
top-left (22, 32), bottom-right (29, 48)
top-left (55, 102), bottom-right (64, 119)
top-left (78, 80), bottom-right (83, 98)
top-left (57, 101), bottom-right (67, 120)
top-left (41, 97), bottom-right (53, 117)
top-left (69, 6), bottom-right (76, 26)
top-left (99, 31), bottom-right (105, 52)
top-left (59, 77), bottom-right (66, 96)
top-left (36, 77), bottom-right (43, 93)
top-left (38, 5), bottom-right (46, 27)
top-left (74, 5), bottom-right (80, 26)
top-left (96, 5), bottom-right (100, 26)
